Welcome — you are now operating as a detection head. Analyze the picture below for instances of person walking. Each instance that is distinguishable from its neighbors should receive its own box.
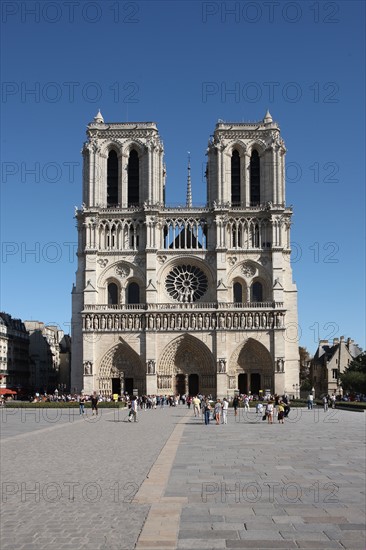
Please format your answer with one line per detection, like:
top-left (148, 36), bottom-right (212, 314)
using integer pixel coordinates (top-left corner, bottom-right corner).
top-left (79, 394), bottom-right (86, 415)
top-left (91, 392), bottom-right (99, 416)
top-left (192, 396), bottom-right (201, 417)
top-left (203, 399), bottom-right (211, 425)
top-left (322, 395), bottom-right (329, 412)
top-left (222, 397), bottom-right (229, 424)
top-left (307, 393), bottom-right (314, 410)
top-left (232, 395), bottom-right (239, 417)
top-left (265, 401), bottom-right (274, 424)
top-left (214, 399), bottom-right (222, 425)
top-left (129, 396), bottom-right (138, 422)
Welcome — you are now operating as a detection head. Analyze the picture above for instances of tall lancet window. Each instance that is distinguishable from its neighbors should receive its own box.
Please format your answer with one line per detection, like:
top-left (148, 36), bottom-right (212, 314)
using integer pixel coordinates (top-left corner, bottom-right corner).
top-left (250, 150), bottom-right (260, 205)
top-left (128, 149), bottom-right (139, 206)
top-left (233, 282), bottom-right (243, 303)
top-left (231, 150), bottom-right (240, 205)
top-left (107, 150), bottom-right (118, 207)
top-left (108, 283), bottom-right (119, 305)
top-left (252, 281), bottom-right (263, 302)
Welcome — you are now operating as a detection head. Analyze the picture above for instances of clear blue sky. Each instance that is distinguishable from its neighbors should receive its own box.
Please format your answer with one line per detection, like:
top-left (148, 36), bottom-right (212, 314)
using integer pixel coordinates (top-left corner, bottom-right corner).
top-left (1, 0), bottom-right (365, 354)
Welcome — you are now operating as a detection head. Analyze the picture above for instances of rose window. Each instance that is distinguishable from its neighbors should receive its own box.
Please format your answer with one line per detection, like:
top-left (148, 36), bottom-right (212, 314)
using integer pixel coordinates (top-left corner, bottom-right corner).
top-left (165, 264), bottom-right (208, 302)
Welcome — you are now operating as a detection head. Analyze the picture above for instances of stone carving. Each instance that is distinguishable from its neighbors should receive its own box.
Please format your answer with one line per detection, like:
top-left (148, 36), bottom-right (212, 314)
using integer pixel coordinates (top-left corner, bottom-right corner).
top-left (241, 262), bottom-right (256, 278)
top-left (147, 360), bottom-right (156, 374)
top-left (218, 359), bottom-right (226, 373)
top-left (82, 310), bottom-right (285, 333)
top-left (277, 358), bottom-right (284, 372)
top-left (97, 258), bottom-right (108, 268)
top-left (276, 312), bottom-right (283, 327)
top-left (165, 264), bottom-right (208, 303)
top-left (84, 361), bottom-right (92, 375)
top-left (116, 265), bottom-right (130, 278)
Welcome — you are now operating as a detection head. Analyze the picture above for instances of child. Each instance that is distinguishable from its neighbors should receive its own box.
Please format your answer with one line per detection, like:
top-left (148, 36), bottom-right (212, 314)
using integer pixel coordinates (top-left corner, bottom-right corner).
top-left (277, 402), bottom-right (285, 424)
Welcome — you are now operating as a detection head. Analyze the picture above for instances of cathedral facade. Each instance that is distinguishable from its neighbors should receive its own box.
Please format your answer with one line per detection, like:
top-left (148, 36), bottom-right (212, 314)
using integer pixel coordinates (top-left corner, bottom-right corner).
top-left (71, 111), bottom-right (300, 398)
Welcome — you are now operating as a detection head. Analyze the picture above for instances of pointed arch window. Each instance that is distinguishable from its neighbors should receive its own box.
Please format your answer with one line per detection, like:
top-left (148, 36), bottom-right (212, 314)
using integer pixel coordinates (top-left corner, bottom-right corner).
top-left (127, 282), bottom-right (140, 304)
top-left (231, 149), bottom-right (241, 205)
top-left (250, 150), bottom-right (260, 205)
top-left (107, 150), bottom-right (118, 207)
top-left (108, 283), bottom-right (119, 305)
top-left (128, 149), bottom-right (139, 206)
top-left (251, 281), bottom-right (263, 302)
top-left (233, 282), bottom-right (243, 303)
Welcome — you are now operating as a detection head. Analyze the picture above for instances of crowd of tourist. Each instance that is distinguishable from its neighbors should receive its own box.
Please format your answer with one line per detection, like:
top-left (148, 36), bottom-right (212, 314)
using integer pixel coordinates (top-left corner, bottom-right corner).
top-left (4, 390), bottom-right (360, 424)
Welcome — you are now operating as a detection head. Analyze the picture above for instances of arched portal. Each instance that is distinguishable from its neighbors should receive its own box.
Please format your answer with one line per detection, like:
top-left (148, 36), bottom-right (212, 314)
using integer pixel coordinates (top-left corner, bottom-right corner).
top-left (98, 341), bottom-right (145, 396)
top-left (158, 334), bottom-right (215, 396)
top-left (229, 338), bottom-right (273, 395)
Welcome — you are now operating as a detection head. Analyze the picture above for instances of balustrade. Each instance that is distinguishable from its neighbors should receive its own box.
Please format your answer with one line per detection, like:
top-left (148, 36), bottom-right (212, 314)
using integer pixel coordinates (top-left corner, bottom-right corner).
top-left (82, 309), bottom-right (285, 332)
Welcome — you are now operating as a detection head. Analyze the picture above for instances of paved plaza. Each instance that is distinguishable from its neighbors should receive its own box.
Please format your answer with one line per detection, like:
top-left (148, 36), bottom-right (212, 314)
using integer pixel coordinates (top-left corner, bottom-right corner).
top-left (0, 405), bottom-right (365, 550)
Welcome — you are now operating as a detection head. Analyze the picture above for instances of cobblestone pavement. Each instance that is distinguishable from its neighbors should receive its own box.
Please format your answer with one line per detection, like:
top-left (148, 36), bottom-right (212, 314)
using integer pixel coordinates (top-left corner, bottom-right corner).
top-left (1, 406), bottom-right (365, 550)
top-left (0, 405), bottom-right (187, 550)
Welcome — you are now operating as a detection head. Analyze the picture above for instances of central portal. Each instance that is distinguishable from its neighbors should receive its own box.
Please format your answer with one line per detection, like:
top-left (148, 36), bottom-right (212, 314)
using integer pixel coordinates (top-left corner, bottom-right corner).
top-left (175, 374), bottom-right (185, 396)
top-left (112, 378), bottom-right (121, 395)
top-left (188, 373), bottom-right (199, 396)
top-left (238, 373), bottom-right (248, 394)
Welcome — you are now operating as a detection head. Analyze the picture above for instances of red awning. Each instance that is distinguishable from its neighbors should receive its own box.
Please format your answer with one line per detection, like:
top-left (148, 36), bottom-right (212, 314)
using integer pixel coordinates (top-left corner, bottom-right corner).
top-left (0, 388), bottom-right (17, 395)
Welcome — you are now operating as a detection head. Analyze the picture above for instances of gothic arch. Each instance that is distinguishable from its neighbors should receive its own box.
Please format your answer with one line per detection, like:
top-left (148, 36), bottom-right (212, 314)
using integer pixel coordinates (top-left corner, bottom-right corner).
top-left (98, 340), bottom-right (145, 394)
top-left (229, 339), bottom-right (273, 393)
top-left (123, 140), bottom-right (147, 156)
top-left (158, 334), bottom-right (215, 376)
top-left (251, 276), bottom-right (270, 302)
top-left (246, 140), bottom-right (266, 155)
top-left (231, 277), bottom-right (247, 303)
top-left (226, 141), bottom-right (247, 157)
top-left (106, 278), bottom-right (121, 304)
top-left (157, 334), bottom-right (216, 395)
top-left (96, 140), bottom-right (122, 157)
top-left (97, 260), bottom-right (145, 289)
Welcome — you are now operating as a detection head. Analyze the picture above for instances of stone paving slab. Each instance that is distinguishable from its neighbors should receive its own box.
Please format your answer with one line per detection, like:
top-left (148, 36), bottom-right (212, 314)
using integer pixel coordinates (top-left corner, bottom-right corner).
top-left (1, 406), bottom-right (365, 549)
top-left (163, 407), bottom-right (365, 550)
top-left (0, 406), bottom-right (188, 549)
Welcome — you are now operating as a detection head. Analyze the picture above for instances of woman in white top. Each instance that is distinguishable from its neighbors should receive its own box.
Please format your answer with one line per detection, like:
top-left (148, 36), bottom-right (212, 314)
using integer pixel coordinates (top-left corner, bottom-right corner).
top-left (265, 401), bottom-right (274, 424)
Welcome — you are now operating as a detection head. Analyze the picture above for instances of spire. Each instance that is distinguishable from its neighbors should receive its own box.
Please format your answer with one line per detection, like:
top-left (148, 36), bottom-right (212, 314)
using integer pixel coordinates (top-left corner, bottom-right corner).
top-left (263, 109), bottom-right (273, 124)
top-left (94, 109), bottom-right (104, 124)
top-left (186, 152), bottom-right (192, 208)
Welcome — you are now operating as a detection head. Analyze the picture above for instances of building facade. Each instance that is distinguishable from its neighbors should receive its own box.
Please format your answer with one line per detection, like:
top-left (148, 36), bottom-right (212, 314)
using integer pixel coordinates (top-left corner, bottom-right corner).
top-left (24, 321), bottom-right (71, 394)
top-left (0, 313), bottom-right (30, 392)
top-left (310, 336), bottom-right (362, 396)
top-left (71, 111), bottom-right (300, 398)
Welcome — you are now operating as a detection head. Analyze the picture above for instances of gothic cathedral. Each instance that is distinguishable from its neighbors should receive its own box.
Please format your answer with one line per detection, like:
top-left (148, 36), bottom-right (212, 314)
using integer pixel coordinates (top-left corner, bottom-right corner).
top-left (71, 111), bottom-right (300, 398)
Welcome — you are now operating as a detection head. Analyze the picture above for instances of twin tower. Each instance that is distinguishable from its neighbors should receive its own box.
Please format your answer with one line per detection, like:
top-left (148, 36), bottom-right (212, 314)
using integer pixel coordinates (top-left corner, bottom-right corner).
top-left (71, 111), bottom-right (300, 398)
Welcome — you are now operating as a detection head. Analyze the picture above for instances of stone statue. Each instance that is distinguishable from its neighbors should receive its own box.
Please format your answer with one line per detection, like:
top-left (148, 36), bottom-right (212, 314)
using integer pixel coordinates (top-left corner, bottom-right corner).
top-left (218, 359), bottom-right (226, 373)
top-left (84, 361), bottom-right (92, 375)
top-left (147, 360), bottom-right (155, 374)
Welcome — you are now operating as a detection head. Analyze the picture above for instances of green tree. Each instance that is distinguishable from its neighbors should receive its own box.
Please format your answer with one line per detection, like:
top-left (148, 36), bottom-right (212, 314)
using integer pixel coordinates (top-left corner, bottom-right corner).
top-left (340, 352), bottom-right (366, 394)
